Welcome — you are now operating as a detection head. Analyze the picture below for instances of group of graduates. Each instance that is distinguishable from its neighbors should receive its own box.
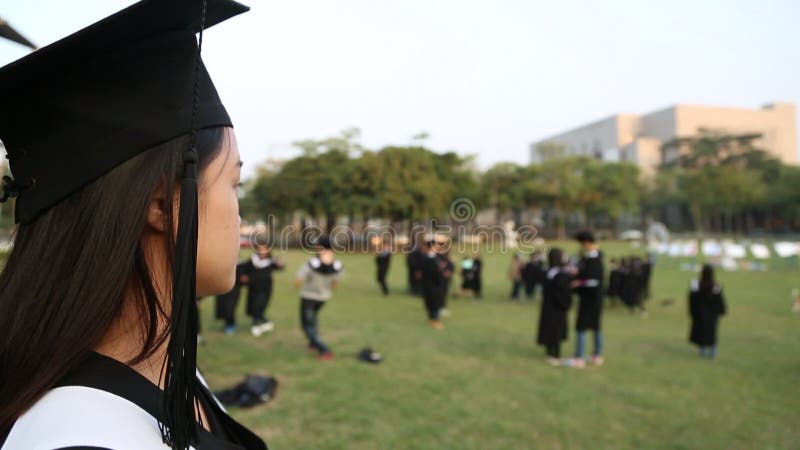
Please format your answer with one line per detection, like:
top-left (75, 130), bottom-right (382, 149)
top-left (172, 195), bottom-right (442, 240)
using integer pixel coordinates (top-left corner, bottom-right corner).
top-left (534, 231), bottom-right (726, 365)
top-left (214, 237), bottom-right (344, 360)
top-left (403, 240), bottom-right (455, 329)
top-left (536, 231), bottom-right (606, 368)
top-left (217, 233), bottom-right (726, 365)
top-left (403, 240), bottom-right (484, 329)
top-left (215, 246), bottom-right (285, 337)
top-left (607, 255), bottom-right (654, 316)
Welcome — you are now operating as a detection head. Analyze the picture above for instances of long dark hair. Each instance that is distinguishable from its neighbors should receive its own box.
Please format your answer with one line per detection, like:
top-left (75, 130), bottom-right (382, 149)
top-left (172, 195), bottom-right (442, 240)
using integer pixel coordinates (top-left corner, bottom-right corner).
top-left (0, 127), bottom-right (226, 431)
top-left (699, 264), bottom-right (715, 293)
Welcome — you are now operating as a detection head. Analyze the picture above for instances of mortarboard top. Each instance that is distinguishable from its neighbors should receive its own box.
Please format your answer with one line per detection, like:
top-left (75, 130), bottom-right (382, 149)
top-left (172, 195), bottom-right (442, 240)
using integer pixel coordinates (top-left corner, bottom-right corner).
top-left (0, 0), bottom-right (248, 224)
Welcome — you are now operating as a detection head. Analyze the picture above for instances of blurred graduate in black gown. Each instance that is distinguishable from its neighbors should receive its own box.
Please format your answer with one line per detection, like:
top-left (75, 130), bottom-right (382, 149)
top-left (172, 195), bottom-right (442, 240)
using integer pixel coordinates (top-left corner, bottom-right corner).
top-left (523, 251), bottom-right (545, 301)
top-left (242, 245), bottom-right (284, 337)
top-left (688, 264), bottom-right (727, 359)
top-left (567, 231), bottom-right (605, 368)
top-left (406, 243), bottom-right (423, 295)
top-left (537, 248), bottom-right (573, 365)
top-left (375, 240), bottom-right (392, 296)
top-left (420, 240), bottom-right (446, 329)
top-left (460, 253), bottom-right (482, 300)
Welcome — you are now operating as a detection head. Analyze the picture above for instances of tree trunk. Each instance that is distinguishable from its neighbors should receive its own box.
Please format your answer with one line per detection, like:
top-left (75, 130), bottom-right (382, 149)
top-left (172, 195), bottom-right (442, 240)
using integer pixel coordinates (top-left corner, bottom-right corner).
top-left (689, 203), bottom-right (704, 235)
top-left (554, 201), bottom-right (566, 240)
top-left (584, 208), bottom-right (594, 230)
top-left (746, 210), bottom-right (755, 235)
top-left (513, 208), bottom-right (522, 230)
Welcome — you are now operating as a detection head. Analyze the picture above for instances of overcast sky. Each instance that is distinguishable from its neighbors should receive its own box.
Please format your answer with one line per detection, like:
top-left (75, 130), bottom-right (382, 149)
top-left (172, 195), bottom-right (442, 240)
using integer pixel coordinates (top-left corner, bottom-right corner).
top-left (1, 0), bottom-right (798, 176)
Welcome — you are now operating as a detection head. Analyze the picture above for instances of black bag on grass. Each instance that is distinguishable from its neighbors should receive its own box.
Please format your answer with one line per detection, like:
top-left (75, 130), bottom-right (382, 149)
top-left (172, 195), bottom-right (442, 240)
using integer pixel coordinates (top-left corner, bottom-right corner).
top-left (214, 374), bottom-right (278, 408)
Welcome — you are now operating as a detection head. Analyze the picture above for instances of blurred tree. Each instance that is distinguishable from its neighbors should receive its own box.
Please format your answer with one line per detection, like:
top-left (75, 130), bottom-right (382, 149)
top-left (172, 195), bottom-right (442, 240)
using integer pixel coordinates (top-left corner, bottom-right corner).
top-left (534, 141), bottom-right (567, 161)
top-left (585, 161), bottom-right (641, 233)
top-left (292, 127), bottom-right (364, 157)
top-left (482, 162), bottom-right (526, 225)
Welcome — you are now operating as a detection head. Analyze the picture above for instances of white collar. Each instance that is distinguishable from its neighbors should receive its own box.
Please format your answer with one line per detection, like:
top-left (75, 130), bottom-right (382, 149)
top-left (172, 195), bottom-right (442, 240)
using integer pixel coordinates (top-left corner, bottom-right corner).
top-left (251, 254), bottom-right (272, 269)
top-left (547, 267), bottom-right (560, 280)
top-left (310, 257), bottom-right (343, 272)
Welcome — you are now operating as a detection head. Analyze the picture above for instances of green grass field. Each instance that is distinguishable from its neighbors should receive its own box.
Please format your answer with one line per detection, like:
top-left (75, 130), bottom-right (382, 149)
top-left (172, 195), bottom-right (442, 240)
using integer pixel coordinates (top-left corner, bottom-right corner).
top-left (197, 242), bottom-right (800, 450)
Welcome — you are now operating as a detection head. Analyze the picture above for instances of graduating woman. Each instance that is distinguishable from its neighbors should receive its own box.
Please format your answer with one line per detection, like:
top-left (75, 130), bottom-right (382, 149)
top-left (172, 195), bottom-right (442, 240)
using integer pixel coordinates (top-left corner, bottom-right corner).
top-left (688, 265), bottom-right (727, 359)
top-left (0, 1), bottom-right (266, 449)
top-left (242, 246), bottom-right (285, 337)
top-left (536, 248), bottom-right (573, 366)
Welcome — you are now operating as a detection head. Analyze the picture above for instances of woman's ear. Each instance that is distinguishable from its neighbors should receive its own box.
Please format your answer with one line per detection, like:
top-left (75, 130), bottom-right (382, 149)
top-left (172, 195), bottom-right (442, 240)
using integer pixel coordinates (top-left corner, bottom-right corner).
top-left (146, 185), bottom-right (168, 233)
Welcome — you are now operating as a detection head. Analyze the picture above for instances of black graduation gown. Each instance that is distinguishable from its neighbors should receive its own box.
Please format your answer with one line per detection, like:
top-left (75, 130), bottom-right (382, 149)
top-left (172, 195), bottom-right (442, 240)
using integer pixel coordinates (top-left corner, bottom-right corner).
top-left (376, 251), bottom-right (391, 280)
top-left (461, 259), bottom-right (482, 292)
top-left (242, 259), bottom-right (283, 317)
top-left (537, 269), bottom-right (573, 347)
top-left (689, 283), bottom-right (726, 346)
top-left (522, 260), bottom-right (544, 290)
top-left (620, 267), bottom-right (644, 308)
top-left (439, 257), bottom-right (455, 299)
top-left (407, 248), bottom-right (423, 294)
top-left (215, 262), bottom-right (246, 321)
top-left (607, 267), bottom-right (622, 299)
top-left (575, 251), bottom-right (604, 331)
top-left (420, 253), bottom-right (445, 306)
top-left (1, 352), bottom-right (267, 450)
top-left (642, 261), bottom-right (653, 299)
top-left (472, 259), bottom-right (482, 293)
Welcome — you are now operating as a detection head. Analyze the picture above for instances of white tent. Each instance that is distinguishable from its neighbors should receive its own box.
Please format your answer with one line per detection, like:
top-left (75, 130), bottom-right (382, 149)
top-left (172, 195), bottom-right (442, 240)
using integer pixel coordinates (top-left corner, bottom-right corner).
top-left (750, 243), bottom-right (771, 259)
top-left (701, 240), bottom-right (722, 257)
top-left (774, 242), bottom-right (799, 258)
top-left (722, 241), bottom-right (747, 259)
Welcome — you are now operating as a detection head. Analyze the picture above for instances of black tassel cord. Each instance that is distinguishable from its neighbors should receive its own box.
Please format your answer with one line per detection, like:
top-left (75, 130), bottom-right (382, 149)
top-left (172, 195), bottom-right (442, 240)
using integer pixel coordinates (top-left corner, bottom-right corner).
top-left (160, 1), bottom-right (207, 449)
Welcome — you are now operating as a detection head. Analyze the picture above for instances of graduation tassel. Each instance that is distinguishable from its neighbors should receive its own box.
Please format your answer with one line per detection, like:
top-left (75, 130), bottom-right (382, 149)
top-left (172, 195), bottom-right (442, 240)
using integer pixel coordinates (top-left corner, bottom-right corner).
top-left (161, 1), bottom-right (206, 449)
top-left (160, 146), bottom-right (200, 450)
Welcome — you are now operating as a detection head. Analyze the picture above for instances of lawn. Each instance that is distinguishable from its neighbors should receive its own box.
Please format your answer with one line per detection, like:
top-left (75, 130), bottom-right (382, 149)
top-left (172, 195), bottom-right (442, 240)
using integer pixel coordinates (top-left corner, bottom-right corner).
top-left (198, 241), bottom-right (799, 450)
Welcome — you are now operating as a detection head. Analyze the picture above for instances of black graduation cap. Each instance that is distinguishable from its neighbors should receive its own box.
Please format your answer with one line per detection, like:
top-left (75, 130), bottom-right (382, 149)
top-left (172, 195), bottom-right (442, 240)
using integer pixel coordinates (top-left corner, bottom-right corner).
top-left (0, 0), bottom-right (248, 224)
top-left (0, 17), bottom-right (36, 50)
top-left (0, 1), bottom-right (248, 449)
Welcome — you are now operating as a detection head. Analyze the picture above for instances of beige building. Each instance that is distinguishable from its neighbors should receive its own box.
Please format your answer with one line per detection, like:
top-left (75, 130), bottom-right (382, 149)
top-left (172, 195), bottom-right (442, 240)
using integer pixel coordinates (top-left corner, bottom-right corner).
top-left (530, 102), bottom-right (798, 174)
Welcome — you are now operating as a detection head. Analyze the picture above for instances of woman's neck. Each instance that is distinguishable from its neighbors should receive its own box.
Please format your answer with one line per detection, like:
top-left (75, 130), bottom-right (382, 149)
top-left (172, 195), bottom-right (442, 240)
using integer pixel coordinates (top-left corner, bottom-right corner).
top-left (93, 298), bottom-right (169, 389)
top-left (95, 235), bottom-right (170, 388)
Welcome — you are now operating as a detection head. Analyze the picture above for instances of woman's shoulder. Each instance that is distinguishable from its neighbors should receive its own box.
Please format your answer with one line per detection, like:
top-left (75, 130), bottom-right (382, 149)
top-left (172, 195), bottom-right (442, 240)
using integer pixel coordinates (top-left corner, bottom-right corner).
top-left (3, 386), bottom-right (169, 450)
